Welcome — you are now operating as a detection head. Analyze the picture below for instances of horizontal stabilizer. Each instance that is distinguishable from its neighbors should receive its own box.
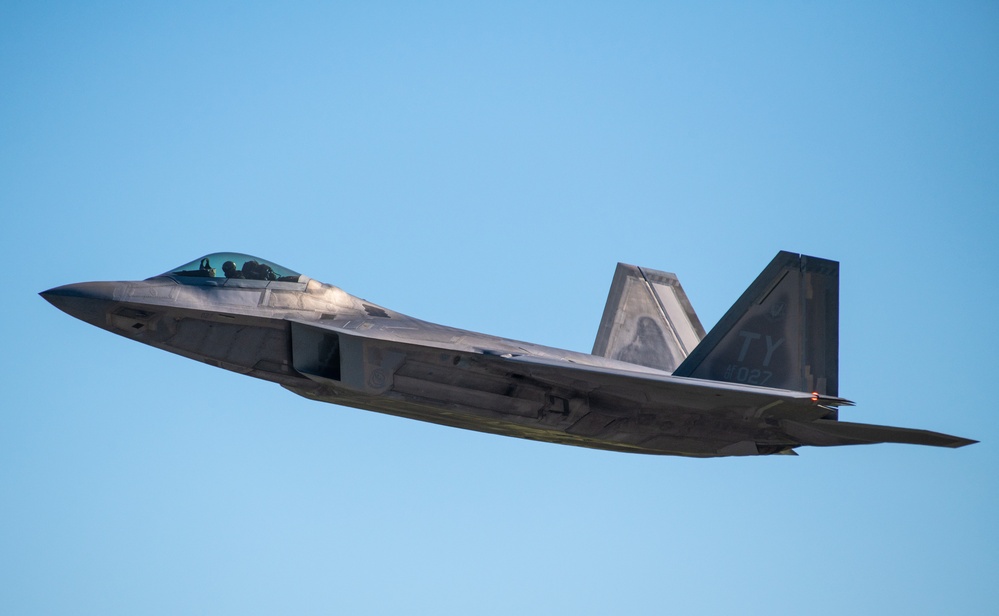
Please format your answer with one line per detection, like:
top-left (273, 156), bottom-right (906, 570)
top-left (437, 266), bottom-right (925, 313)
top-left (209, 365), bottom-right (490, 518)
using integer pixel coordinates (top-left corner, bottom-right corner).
top-left (593, 263), bottom-right (705, 372)
top-left (782, 419), bottom-right (977, 449)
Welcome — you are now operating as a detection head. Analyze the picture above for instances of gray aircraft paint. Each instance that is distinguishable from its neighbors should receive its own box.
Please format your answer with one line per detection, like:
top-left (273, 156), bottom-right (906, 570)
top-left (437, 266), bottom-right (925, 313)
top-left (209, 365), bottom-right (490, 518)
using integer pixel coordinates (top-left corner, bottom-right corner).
top-left (41, 251), bottom-right (975, 457)
top-left (592, 263), bottom-right (705, 373)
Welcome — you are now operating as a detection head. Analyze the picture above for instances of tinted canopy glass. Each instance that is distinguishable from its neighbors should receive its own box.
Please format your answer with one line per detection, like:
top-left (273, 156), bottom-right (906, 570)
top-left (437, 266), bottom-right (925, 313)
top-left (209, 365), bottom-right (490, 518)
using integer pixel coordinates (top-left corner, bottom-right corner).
top-left (163, 253), bottom-right (303, 282)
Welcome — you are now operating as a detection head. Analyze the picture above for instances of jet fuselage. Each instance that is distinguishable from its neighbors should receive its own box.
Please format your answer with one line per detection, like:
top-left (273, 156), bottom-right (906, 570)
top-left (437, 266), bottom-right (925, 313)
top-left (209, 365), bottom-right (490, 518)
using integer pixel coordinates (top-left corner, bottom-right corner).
top-left (41, 252), bottom-right (975, 457)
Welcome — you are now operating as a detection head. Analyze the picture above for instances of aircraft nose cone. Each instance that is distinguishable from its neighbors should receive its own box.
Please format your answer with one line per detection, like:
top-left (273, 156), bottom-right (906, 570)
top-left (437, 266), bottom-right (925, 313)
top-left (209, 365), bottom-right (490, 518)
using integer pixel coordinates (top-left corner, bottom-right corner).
top-left (40, 282), bottom-right (119, 326)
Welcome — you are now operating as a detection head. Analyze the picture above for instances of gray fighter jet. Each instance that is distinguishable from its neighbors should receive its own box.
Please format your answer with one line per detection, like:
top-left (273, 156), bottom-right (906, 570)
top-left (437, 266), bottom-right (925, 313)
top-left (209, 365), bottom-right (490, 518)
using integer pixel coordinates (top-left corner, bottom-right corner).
top-left (41, 251), bottom-right (975, 457)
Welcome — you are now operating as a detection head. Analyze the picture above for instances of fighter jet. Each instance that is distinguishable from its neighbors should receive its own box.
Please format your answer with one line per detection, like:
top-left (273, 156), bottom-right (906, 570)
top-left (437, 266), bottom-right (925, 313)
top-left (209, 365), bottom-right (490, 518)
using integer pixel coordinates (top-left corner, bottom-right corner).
top-left (40, 251), bottom-right (975, 457)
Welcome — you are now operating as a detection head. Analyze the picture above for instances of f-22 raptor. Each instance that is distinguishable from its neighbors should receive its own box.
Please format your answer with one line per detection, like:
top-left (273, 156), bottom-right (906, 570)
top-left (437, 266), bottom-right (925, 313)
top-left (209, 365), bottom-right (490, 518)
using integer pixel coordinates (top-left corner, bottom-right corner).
top-left (41, 251), bottom-right (975, 457)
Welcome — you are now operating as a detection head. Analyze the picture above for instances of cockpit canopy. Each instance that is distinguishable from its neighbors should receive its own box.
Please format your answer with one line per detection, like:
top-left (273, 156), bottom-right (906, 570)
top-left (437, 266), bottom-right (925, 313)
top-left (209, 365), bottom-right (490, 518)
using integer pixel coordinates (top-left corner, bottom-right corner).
top-left (162, 253), bottom-right (304, 283)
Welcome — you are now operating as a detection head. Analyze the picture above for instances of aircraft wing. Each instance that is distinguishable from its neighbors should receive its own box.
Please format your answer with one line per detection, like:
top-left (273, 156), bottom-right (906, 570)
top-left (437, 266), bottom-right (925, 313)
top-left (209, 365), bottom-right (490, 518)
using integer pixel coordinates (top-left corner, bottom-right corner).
top-left (480, 353), bottom-right (974, 448)
top-left (288, 318), bottom-right (840, 421)
top-left (288, 318), bottom-right (974, 450)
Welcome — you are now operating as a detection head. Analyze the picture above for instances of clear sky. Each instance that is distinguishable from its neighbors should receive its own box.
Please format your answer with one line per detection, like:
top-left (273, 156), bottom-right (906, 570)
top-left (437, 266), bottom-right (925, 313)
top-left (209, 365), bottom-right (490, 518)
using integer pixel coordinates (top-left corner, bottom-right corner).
top-left (2, 2), bottom-right (997, 614)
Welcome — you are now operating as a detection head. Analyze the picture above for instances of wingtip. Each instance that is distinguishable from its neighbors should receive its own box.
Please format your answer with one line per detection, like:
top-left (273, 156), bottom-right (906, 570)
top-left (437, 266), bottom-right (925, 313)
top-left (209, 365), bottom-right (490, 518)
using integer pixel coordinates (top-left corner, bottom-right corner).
top-left (949, 437), bottom-right (979, 448)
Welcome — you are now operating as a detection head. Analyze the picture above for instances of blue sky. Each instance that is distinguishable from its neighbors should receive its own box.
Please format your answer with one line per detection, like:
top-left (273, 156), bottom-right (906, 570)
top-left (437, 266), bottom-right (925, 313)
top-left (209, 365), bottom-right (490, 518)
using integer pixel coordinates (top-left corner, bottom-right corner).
top-left (2, 2), bottom-right (997, 614)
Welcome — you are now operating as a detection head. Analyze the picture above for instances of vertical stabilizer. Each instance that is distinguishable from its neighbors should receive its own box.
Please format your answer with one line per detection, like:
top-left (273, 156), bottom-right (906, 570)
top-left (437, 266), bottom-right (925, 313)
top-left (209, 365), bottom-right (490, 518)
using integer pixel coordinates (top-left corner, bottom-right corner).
top-left (592, 264), bottom-right (706, 372)
top-left (673, 252), bottom-right (839, 395)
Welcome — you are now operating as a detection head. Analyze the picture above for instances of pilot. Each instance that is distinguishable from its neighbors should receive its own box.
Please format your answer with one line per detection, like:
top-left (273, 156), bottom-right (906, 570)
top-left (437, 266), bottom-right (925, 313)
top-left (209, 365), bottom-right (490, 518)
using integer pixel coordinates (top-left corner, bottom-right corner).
top-left (241, 260), bottom-right (277, 281)
top-left (241, 260), bottom-right (261, 279)
top-left (222, 261), bottom-right (244, 279)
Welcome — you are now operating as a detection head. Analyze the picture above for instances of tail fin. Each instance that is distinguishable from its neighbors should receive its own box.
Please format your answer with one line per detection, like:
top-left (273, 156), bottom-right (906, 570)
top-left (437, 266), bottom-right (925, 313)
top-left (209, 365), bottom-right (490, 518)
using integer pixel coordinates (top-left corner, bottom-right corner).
top-left (673, 251), bottom-right (839, 396)
top-left (592, 263), bottom-right (706, 372)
